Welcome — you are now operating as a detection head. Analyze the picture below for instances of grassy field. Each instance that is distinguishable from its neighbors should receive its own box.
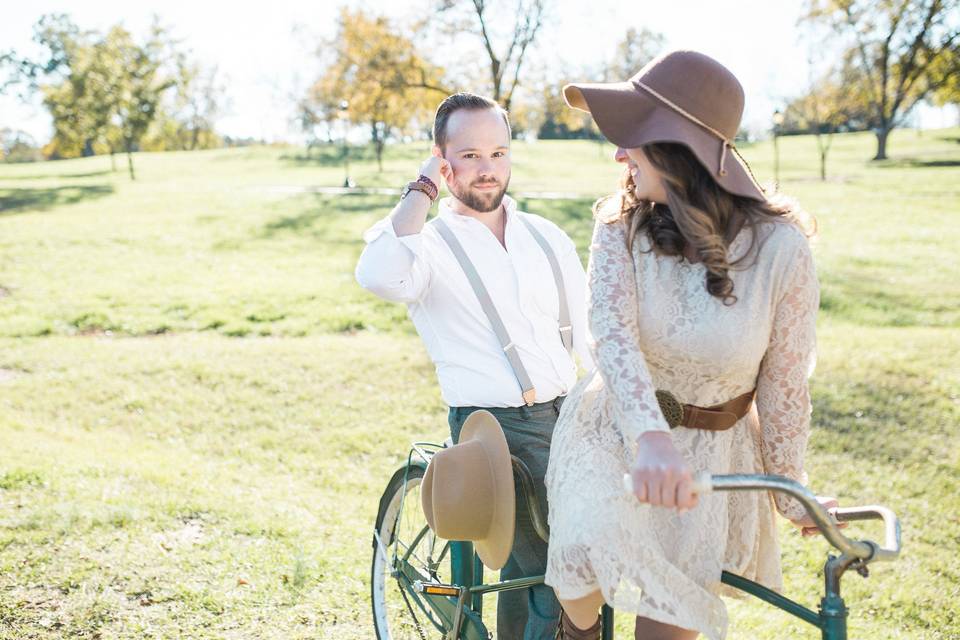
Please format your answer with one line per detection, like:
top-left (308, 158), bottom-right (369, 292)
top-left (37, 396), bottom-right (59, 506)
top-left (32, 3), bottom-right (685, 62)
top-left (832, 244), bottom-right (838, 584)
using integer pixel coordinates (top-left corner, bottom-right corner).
top-left (0, 128), bottom-right (958, 639)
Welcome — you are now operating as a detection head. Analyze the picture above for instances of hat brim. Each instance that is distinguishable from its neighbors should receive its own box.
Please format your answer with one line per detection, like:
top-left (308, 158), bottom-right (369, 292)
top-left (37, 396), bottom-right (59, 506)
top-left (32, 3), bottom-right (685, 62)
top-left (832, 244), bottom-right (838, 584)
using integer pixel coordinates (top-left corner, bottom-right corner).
top-left (458, 410), bottom-right (515, 571)
top-left (564, 82), bottom-right (766, 202)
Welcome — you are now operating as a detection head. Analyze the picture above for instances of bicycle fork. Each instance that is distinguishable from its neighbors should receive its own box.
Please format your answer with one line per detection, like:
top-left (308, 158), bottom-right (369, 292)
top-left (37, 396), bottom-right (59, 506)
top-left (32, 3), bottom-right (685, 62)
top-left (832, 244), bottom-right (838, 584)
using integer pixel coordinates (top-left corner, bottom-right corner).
top-left (818, 549), bottom-right (872, 640)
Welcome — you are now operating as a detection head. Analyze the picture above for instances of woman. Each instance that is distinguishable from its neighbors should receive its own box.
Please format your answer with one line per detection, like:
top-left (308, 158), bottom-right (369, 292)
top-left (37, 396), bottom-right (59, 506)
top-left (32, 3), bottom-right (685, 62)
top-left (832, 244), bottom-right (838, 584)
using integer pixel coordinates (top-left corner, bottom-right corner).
top-left (544, 51), bottom-right (836, 640)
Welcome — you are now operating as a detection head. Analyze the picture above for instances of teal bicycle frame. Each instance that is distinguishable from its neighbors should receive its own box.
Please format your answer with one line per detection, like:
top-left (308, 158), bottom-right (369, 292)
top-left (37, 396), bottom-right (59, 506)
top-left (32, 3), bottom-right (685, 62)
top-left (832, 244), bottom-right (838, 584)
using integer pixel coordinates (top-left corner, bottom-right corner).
top-left (380, 443), bottom-right (901, 640)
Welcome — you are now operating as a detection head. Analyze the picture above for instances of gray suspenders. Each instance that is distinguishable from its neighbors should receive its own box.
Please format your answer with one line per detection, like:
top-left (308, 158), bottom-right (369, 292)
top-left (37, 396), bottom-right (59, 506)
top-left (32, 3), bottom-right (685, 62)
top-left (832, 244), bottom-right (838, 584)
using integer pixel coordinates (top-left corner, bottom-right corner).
top-left (518, 216), bottom-right (573, 353)
top-left (433, 215), bottom-right (572, 407)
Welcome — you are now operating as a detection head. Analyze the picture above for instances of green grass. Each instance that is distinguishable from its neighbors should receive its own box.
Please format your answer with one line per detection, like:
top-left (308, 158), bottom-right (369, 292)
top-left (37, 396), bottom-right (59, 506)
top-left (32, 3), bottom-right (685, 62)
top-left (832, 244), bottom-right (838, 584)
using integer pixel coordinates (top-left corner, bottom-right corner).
top-left (1, 128), bottom-right (959, 638)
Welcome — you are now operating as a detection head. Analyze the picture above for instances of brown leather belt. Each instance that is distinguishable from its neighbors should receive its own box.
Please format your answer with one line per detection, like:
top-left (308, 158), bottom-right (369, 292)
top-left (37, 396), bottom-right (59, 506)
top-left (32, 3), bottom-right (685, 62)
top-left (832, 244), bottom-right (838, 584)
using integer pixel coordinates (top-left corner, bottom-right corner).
top-left (655, 389), bottom-right (756, 431)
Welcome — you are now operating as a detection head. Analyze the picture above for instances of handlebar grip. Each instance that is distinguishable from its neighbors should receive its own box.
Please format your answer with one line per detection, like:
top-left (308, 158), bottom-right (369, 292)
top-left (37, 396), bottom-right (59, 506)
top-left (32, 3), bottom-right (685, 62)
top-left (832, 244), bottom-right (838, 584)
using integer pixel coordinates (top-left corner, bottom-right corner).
top-left (832, 505), bottom-right (902, 560)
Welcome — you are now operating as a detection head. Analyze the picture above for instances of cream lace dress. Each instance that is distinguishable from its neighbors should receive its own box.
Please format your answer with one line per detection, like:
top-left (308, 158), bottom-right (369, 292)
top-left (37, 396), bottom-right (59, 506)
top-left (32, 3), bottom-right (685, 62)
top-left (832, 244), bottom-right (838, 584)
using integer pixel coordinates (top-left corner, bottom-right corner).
top-left (544, 211), bottom-right (819, 640)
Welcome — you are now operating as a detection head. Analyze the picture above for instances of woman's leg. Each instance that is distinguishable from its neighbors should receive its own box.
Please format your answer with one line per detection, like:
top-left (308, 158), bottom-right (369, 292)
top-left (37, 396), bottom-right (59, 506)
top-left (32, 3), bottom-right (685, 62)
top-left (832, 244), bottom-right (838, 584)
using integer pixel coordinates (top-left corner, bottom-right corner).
top-left (557, 589), bottom-right (605, 630)
top-left (634, 616), bottom-right (699, 640)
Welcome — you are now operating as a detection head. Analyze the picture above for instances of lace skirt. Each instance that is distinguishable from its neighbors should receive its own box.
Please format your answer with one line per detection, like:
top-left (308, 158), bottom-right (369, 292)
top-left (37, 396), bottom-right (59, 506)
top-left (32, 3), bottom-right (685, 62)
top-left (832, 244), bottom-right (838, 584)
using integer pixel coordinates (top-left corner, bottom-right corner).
top-left (544, 371), bottom-right (783, 640)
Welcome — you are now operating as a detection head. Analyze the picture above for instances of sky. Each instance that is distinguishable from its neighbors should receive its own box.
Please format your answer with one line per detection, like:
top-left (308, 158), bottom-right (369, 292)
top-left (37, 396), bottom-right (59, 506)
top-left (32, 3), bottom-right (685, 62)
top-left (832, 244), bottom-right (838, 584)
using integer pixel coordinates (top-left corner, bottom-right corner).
top-left (1, 0), bottom-right (956, 144)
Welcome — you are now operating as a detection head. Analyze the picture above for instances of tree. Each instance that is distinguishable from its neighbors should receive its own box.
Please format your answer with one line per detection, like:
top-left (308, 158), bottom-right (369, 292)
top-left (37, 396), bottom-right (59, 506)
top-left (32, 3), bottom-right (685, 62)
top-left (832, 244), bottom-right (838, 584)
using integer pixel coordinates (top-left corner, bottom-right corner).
top-left (0, 129), bottom-right (41, 163)
top-left (168, 58), bottom-right (223, 150)
top-left (295, 90), bottom-right (349, 158)
top-left (0, 14), bottom-right (83, 100)
top-left (928, 42), bottom-right (960, 115)
top-left (803, 0), bottom-right (960, 159)
top-left (100, 24), bottom-right (176, 179)
top-left (3, 14), bottom-right (210, 171)
top-left (437, 0), bottom-right (548, 111)
top-left (309, 9), bottom-right (450, 171)
top-left (3, 15), bottom-right (110, 159)
top-left (785, 63), bottom-right (863, 180)
top-left (143, 58), bottom-right (224, 151)
top-left (517, 81), bottom-right (594, 139)
top-left (608, 27), bottom-right (666, 80)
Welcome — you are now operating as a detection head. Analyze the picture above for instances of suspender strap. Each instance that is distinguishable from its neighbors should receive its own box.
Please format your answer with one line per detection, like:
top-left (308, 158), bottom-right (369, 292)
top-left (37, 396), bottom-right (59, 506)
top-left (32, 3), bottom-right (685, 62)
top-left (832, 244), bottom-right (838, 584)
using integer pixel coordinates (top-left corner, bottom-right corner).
top-left (434, 218), bottom-right (537, 406)
top-left (517, 216), bottom-right (573, 354)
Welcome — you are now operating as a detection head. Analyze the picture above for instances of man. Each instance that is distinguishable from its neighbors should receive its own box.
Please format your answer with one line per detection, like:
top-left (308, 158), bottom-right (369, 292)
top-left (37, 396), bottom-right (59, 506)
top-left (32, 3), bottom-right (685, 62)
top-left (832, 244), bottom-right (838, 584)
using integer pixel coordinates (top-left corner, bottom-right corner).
top-left (355, 92), bottom-right (593, 639)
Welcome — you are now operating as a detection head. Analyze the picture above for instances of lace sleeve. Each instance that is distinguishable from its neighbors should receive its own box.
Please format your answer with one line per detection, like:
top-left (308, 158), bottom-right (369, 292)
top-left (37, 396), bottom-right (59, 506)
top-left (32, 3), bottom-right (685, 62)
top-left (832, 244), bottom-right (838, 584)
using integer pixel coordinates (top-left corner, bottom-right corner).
top-left (756, 235), bottom-right (820, 520)
top-left (587, 218), bottom-right (670, 450)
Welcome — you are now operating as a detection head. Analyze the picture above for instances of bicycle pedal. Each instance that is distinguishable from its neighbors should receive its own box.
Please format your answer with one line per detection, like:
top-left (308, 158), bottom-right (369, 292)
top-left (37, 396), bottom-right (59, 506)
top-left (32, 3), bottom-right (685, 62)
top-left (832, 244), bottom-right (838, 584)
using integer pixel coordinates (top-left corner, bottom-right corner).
top-left (412, 580), bottom-right (462, 597)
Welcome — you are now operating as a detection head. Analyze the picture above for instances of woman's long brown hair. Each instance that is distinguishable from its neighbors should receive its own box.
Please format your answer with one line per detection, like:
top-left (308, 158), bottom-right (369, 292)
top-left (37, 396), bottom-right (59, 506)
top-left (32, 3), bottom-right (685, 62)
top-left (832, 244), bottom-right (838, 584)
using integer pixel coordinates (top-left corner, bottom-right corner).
top-left (597, 142), bottom-right (815, 305)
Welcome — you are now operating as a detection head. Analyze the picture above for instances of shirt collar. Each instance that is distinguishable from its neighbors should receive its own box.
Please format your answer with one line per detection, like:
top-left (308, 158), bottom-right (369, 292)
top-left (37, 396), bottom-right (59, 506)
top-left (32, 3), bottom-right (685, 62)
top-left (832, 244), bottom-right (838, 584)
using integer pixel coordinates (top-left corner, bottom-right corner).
top-left (437, 194), bottom-right (517, 224)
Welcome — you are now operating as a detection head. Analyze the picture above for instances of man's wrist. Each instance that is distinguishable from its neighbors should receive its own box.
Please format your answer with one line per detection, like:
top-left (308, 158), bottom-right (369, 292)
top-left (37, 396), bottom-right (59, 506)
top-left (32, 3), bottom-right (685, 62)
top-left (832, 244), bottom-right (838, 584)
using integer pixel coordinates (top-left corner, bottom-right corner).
top-left (415, 174), bottom-right (439, 200)
top-left (401, 179), bottom-right (437, 202)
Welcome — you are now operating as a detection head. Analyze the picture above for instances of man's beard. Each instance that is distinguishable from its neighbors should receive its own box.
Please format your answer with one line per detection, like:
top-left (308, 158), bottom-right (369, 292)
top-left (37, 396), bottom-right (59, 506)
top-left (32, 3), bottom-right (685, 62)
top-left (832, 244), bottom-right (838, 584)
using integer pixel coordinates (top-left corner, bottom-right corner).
top-left (450, 173), bottom-right (510, 213)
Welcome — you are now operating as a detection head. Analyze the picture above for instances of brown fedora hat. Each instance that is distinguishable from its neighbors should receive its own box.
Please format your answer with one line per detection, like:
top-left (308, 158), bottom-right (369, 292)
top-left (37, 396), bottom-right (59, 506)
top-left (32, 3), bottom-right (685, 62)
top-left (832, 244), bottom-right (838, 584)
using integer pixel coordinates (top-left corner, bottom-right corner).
top-left (563, 50), bottom-right (766, 201)
top-left (421, 410), bottom-right (515, 570)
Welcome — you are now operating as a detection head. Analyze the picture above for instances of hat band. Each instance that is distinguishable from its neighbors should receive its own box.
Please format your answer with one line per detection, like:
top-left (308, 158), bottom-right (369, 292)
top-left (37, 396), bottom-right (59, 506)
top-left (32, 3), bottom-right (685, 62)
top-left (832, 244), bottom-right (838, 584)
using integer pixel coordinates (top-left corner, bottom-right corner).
top-left (633, 80), bottom-right (734, 177)
top-left (633, 80), bottom-right (765, 194)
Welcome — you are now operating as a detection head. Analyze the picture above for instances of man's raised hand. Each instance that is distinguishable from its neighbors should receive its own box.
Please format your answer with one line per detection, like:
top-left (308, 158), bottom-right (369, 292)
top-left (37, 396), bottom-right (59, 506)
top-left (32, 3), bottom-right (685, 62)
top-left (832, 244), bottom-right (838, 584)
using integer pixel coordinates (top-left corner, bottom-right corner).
top-left (421, 153), bottom-right (448, 188)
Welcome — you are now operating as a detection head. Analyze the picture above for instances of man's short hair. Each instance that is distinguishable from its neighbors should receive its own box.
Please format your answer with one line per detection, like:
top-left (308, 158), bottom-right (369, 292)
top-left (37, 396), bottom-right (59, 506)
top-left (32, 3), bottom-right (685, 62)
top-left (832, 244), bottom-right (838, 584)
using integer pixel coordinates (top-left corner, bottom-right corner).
top-left (433, 92), bottom-right (511, 151)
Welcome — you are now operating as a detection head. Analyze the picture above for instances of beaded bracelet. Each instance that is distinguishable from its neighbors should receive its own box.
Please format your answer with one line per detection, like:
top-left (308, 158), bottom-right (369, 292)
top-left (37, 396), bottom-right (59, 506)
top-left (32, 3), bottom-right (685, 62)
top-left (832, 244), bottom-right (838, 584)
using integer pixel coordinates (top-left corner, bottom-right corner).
top-left (416, 174), bottom-right (439, 201)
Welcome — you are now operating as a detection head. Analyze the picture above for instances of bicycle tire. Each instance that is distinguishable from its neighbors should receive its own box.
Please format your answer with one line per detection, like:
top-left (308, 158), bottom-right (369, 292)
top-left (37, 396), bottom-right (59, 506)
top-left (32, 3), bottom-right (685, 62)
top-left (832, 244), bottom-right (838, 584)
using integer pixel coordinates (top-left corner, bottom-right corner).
top-left (372, 464), bottom-right (451, 640)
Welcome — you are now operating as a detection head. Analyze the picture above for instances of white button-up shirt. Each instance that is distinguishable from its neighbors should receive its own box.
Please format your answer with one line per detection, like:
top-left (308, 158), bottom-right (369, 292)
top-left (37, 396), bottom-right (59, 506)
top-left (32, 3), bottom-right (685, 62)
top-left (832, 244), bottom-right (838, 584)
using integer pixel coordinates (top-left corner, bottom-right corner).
top-left (355, 195), bottom-right (594, 408)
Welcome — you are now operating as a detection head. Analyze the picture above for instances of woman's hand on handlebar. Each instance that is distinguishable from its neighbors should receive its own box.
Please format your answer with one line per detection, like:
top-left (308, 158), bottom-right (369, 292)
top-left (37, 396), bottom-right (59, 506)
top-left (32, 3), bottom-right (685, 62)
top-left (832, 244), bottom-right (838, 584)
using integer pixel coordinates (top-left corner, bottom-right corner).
top-left (789, 496), bottom-right (848, 537)
top-left (629, 431), bottom-right (698, 512)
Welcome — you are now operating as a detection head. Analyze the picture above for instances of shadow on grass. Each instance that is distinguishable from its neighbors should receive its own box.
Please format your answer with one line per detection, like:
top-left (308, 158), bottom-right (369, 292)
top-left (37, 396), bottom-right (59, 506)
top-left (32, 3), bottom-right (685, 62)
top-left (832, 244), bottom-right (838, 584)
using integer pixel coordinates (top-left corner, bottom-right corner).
top-left (874, 158), bottom-right (960, 168)
top-left (258, 193), bottom-right (396, 243)
top-left (0, 184), bottom-right (115, 215)
top-left (278, 144), bottom-right (379, 167)
top-left (820, 273), bottom-right (959, 328)
top-left (260, 193), bottom-right (599, 251)
top-left (0, 169), bottom-right (112, 181)
top-left (278, 142), bottom-right (426, 168)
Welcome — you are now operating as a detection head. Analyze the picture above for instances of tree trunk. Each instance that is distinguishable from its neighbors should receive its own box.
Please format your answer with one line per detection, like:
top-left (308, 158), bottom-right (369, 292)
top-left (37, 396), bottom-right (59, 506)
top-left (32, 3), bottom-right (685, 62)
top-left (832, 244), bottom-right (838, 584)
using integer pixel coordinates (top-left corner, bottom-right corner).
top-left (125, 140), bottom-right (136, 181)
top-left (820, 149), bottom-right (827, 181)
top-left (873, 128), bottom-right (891, 160)
top-left (109, 150), bottom-right (116, 172)
top-left (371, 122), bottom-right (384, 173)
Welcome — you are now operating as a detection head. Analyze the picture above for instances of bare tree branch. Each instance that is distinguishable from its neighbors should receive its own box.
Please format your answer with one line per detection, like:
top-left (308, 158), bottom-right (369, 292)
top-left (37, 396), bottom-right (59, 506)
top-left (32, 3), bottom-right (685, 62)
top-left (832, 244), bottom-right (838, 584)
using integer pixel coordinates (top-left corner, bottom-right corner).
top-left (441, 0), bottom-right (548, 109)
top-left (503, 0), bottom-right (544, 110)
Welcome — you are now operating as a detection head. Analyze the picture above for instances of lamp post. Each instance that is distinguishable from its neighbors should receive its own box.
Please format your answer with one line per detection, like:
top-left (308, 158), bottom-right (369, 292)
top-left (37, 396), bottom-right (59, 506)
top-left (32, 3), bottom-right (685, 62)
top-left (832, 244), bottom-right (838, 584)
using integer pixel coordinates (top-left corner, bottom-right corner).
top-left (339, 100), bottom-right (354, 188)
top-left (772, 109), bottom-right (785, 188)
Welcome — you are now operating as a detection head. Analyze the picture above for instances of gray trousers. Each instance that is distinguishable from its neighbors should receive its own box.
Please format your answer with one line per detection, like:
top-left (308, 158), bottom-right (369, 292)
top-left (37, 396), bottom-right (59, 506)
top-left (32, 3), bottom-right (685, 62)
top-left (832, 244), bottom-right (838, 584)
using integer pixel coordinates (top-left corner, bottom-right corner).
top-left (448, 397), bottom-right (564, 640)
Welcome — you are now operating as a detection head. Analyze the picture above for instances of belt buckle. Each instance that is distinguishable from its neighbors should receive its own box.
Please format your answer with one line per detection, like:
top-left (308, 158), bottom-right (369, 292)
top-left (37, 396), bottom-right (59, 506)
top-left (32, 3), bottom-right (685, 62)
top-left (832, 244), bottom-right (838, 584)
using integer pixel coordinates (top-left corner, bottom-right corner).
top-left (655, 390), bottom-right (684, 429)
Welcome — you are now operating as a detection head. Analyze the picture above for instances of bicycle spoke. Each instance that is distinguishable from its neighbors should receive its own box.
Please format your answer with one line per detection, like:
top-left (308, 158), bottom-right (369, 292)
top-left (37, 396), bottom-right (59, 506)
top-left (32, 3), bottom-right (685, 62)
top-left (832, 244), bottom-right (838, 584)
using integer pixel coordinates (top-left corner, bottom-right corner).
top-left (373, 465), bottom-right (455, 640)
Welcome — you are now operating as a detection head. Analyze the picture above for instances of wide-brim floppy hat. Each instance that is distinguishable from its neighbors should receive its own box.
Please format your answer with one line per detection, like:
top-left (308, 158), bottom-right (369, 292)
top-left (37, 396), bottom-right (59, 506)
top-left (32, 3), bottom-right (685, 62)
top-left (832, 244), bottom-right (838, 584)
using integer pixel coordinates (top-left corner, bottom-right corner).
top-left (563, 50), bottom-right (766, 202)
top-left (421, 410), bottom-right (515, 570)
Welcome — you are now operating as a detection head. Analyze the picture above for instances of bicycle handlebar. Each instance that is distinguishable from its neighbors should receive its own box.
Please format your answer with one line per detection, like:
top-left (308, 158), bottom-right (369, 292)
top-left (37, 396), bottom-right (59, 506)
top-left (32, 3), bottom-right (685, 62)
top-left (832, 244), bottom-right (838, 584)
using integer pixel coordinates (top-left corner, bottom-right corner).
top-left (623, 472), bottom-right (901, 564)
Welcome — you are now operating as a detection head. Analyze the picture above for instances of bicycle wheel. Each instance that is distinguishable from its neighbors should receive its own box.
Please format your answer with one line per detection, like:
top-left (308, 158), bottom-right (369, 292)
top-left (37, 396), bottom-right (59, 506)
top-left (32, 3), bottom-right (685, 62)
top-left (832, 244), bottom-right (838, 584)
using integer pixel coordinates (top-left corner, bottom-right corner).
top-left (371, 463), bottom-right (453, 640)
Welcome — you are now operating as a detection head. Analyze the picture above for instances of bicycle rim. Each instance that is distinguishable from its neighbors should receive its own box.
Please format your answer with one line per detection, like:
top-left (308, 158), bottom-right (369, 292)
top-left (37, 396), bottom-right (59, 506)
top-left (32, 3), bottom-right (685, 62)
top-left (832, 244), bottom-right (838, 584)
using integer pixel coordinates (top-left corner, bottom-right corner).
top-left (371, 465), bottom-right (452, 640)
